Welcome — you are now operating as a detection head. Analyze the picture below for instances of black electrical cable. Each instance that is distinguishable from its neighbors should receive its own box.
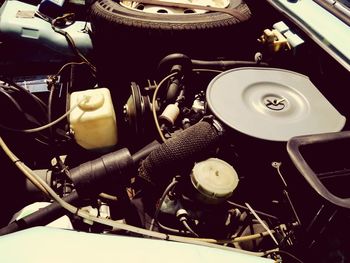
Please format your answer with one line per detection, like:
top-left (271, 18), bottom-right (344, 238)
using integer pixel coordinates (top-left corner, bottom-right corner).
top-left (54, 61), bottom-right (95, 79)
top-left (0, 191), bottom-right (81, 236)
top-left (0, 85), bottom-right (52, 143)
top-left (0, 78), bottom-right (48, 118)
top-left (0, 88), bottom-right (49, 134)
top-left (149, 178), bottom-right (178, 231)
top-left (51, 14), bottom-right (96, 75)
top-left (0, 88), bottom-right (25, 115)
top-left (0, 97), bottom-right (86, 133)
top-left (47, 82), bottom-right (55, 133)
top-left (1, 79), bottom-right (48, 111)
top-left (34, 137), bottom-right (50, 147)
top-left (47, 81), bottom-right (65, 170)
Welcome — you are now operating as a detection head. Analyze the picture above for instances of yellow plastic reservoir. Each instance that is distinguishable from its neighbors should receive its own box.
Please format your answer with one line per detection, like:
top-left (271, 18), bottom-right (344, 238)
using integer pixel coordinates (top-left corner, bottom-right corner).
top-left (69, 88), bottom-right (117, 150)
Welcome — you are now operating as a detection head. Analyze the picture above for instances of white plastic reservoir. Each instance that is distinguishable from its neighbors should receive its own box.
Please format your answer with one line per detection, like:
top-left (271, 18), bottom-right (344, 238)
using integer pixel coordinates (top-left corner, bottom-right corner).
top-left (69, 88), bottom-right (117, 150)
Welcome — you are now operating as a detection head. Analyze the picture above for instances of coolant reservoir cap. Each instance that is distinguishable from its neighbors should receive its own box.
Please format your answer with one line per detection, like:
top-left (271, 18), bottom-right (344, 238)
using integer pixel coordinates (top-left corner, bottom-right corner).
top-left (78, 91), bottom-right (105, 111)
top-left (191, 158), bottom-right (239, 201)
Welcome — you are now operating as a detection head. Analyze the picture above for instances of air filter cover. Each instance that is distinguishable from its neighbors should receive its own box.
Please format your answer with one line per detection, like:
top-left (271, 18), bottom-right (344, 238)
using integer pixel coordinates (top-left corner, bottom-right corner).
top-left (207, 68), bottom-right (346, 142)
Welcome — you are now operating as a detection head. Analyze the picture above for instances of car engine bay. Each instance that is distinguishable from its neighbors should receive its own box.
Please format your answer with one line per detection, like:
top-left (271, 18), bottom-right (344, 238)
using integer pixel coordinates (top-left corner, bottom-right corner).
top-left (0, 0), bottom-right (350, 262)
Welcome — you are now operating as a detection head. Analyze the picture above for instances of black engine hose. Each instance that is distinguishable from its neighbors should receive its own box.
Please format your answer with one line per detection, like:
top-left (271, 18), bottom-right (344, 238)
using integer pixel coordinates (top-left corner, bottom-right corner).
top-left (157, 53), bottom-right (193, 78)
top-left (157, 53), bottom-right (268, 77)
top-left (191, 59), bottom-right (268, 70)
top-left (0, 191), bottom-right (81, 236)
top-left (138, 119), bottom-right (224, 189)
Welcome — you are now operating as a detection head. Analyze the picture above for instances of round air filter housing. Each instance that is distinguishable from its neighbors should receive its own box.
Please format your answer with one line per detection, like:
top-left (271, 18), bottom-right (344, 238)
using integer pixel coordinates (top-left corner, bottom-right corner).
top-left (206, 67), bottom-right (346, 142)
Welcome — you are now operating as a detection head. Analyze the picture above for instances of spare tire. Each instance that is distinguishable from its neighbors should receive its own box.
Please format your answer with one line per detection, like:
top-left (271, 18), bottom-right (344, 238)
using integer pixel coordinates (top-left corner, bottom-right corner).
top-left (90, 0), bottom-right (251, 30)
top-left (89, 0), bottom-right (252, 103)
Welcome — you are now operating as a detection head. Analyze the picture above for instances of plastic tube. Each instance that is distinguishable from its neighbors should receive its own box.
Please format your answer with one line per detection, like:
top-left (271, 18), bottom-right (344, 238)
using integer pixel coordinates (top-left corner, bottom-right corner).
top-left (181, 219), bottom-right (199, 237)
top-left (157, 220), bottom-right (189, 235)
top-left (54, 61), bottom-right (92, 77)
top-left (0, 97), bottom-right (87, 133)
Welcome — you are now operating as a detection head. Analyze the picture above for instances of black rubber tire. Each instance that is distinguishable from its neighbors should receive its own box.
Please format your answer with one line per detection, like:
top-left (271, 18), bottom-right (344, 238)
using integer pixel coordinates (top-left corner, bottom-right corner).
top-left (90, 0), bottom-right (251, 31)
top-left (89, 0), bottom-right (252, 123)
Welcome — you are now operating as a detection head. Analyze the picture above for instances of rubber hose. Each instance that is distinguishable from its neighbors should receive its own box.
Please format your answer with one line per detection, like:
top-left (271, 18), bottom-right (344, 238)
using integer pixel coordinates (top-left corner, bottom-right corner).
top-left (138, 120), bottom-right (223, 188)
top-left (191, 59), bottom-right (268, 70)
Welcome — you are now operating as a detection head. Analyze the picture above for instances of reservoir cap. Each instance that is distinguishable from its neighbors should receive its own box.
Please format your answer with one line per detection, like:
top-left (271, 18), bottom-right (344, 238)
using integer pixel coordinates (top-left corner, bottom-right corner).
top-left (191, 158), bottom-right (239, 203)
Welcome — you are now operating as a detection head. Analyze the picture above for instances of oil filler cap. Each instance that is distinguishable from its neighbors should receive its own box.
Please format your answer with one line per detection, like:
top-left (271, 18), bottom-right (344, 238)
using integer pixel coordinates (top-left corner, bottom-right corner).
top-left (191, 158), bottom-right (239, 204)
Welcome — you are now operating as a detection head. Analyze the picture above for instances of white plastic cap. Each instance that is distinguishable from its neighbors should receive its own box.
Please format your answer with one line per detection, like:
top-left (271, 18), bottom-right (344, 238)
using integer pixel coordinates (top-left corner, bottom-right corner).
top-left (191, 158), bottom-right (239, 203)
top-left (78, 92), bottom-right (105, 111)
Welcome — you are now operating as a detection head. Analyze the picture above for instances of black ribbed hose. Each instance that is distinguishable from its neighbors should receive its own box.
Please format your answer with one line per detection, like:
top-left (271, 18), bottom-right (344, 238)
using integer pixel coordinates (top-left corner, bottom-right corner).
top-left (138, 120), bottom-right (223, 188)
